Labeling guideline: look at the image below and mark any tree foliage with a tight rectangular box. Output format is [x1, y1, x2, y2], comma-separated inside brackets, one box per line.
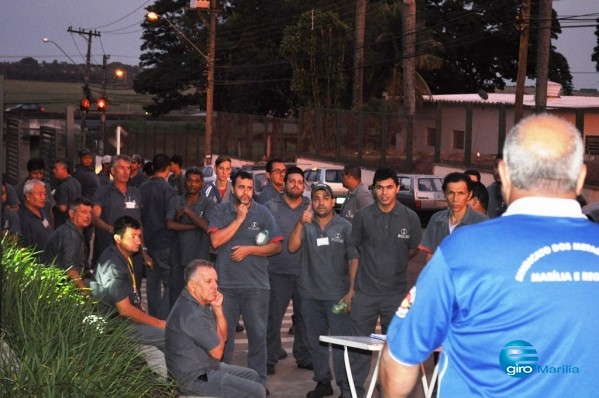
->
[280, 10, 351, 109]
[134, 0, 575, 115]
[420, 0, 573, 95]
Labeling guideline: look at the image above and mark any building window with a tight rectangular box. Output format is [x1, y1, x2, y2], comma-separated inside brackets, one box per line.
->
[453, 130, 465, 150]
[585, 136, 599, 155]
[426, 127, 436, 147]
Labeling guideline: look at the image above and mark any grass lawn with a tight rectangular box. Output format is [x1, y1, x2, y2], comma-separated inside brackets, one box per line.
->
[3, 79, 153, 114]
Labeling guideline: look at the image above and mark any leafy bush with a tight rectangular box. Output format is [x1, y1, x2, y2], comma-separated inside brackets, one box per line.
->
[0, 242, 175, 397]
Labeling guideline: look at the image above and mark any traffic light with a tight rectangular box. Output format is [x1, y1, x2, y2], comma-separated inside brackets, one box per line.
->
[97, 97, 107, 111]
[80, 98, 90, 111]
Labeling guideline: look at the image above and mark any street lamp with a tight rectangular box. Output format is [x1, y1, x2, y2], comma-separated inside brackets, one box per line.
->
[146, 7, 215, 166]
[43, 37, 89, 144]
[42, 38, 78, 66]
[115, 69, 127, 86]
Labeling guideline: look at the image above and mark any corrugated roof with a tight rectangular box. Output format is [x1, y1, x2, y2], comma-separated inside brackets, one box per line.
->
[426, 93, 599, 109]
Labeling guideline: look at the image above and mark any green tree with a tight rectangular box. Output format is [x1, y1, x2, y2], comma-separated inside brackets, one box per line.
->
[420, 0, 573, 95]
[280, 10, 351, 109]
[362, 0, 443, 106]
[134, 0, 207, 116]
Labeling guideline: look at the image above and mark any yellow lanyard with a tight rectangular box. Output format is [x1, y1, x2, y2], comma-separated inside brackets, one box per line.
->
[127, 257, 138, 296]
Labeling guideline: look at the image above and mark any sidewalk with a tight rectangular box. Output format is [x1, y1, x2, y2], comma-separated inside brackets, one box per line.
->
[229, 250, 433, 398]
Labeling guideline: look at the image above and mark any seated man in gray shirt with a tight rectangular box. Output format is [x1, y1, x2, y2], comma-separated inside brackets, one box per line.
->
[166, 260, 266, 398]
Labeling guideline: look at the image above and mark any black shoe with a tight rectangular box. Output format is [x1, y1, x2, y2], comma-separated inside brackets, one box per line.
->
[306, 381, 333, 398]
[279, 348, 288, 360]
[297, 362, 314, 371]
[236, 322, 244, 332]
[267, 364, 275, 375]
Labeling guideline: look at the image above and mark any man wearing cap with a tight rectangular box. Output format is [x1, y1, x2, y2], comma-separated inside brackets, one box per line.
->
[128, 154, 147, 188]
[97, 155, 112, 186]
[72, 148, 100, 201]
[288, 182, 359, 398]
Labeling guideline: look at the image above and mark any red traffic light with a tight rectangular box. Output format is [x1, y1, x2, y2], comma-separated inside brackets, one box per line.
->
[80, 98, 90, 111]
[97, 98, 107, 111]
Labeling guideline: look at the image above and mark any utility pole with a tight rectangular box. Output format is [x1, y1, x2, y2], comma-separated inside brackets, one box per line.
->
[203, 0, 216, 166]
[352, 0, 366, 109]
[402, 0, 416, 171]
[99, 54, 109, 156]
[535, 0, 553, 113]
[67, 27, 101, 145]
[514, 0, 531, 124]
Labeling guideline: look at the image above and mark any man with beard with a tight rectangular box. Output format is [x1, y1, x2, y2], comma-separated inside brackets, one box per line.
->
[167, 167, 215, 305]
[208, 170, 283, 388]
[288, 183, 359, 398]
[263, 166, 311, 375]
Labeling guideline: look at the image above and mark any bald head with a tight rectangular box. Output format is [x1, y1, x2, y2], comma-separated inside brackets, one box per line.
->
[500, 113, 586, 203]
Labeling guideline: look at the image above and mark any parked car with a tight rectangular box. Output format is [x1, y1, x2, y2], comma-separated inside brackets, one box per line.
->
[303, 167, 348, 209]
[200, 165, 216, 186]
[396, 174, 447, 225]
[4, 103, 45, 113]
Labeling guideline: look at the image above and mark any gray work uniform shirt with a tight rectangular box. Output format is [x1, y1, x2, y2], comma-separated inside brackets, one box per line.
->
[419, 206, 488, 255]
[166, 193, 215, 265]
[340, 182, 374, 221]
[208, 200, 283, 289]
[350, 201, 422, 297]
[264, 195, 311, 275]
[165, 289, 220, 387]
[297, 213, 359, 300]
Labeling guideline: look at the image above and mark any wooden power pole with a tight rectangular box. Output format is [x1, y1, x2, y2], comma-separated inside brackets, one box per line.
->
[352, 0, 367, 109]
[535, 0, 553, 113]
[403, 0, 416, 171]
[514, 0, 531, 124]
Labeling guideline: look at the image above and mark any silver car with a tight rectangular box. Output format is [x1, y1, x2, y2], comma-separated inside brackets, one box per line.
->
[396, 174, 447, 212]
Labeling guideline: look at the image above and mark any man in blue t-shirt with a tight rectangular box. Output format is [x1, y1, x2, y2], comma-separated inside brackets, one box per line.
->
[380, 113, 599, 397]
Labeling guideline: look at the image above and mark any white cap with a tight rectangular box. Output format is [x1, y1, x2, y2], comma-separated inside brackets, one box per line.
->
[101, 155, 112, 164]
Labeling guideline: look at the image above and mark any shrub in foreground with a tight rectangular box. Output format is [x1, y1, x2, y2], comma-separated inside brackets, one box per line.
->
[0, 242, 175, 397]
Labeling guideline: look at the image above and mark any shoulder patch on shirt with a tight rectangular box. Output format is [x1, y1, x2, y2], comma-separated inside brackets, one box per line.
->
[396, 286, 416, 318]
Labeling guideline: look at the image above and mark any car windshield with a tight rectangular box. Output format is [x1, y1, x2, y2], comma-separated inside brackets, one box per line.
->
[416, 177, 443, 192]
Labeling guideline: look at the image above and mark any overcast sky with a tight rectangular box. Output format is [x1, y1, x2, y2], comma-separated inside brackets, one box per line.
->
[0, 0, 597, 90]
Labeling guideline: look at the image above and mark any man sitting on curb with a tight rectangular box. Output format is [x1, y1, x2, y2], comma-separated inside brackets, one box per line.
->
[166, 259, 266, 398]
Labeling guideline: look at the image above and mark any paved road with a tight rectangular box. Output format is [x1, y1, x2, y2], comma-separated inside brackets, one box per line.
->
[229, 250, 433, 398]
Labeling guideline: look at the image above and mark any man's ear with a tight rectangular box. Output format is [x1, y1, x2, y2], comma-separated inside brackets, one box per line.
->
[575, 164, 587, 196]
[498, 160, 511, 203]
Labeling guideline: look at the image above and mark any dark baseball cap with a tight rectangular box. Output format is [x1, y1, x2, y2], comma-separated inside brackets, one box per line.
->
[78, 148, 91, 157]
[311, 183, 333, 198]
